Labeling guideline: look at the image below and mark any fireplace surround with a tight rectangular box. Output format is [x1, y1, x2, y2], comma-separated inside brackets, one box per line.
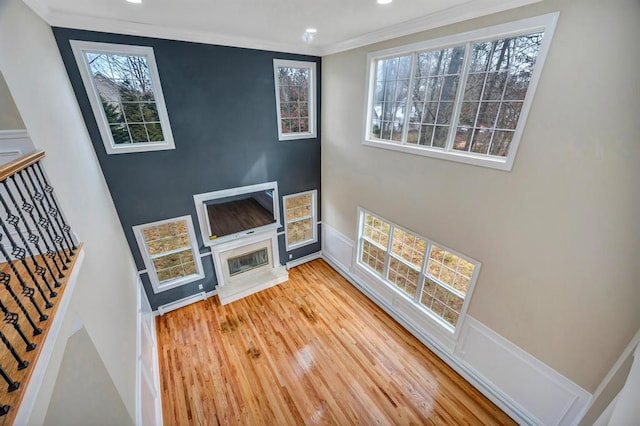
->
[211, 230, 288, 305]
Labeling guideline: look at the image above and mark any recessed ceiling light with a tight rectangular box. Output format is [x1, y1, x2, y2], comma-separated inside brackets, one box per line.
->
[126, 0, 142, 4]
[305, 28, 317, 34]
[377, 0, 393, 4]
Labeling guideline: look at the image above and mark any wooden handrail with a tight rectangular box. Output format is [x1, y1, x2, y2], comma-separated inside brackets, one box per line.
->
[0, 151, 45, 182]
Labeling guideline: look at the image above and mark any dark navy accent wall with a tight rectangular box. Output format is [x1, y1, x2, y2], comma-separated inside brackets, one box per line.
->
[52, 28, 321, 310]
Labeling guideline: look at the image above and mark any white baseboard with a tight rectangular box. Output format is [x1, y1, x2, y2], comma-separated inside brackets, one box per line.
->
[321, 223, 591, 426]
[286, 251, 322, 269]
[157, 292, 207, 315]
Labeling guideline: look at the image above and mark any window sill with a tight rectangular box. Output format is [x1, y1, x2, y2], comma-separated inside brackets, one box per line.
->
[363, 139, 514, 171]
[279, 132, 317, 141]
[152, 272, 205, 294]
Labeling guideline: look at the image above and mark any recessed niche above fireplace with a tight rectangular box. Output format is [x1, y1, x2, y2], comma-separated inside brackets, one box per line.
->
[194, 181, 281, 247]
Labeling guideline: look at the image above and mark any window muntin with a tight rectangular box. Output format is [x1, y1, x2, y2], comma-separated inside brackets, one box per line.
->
[364, 14, 558, 171]
[71, 41, 175, 154]
[274, 59, 316, 140]
[283, 190, 317, 250]
[357, 209, 479, 331]
[133, 215, 204, 292]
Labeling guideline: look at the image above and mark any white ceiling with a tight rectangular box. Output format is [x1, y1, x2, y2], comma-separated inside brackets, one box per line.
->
[22, 0, 539, 55]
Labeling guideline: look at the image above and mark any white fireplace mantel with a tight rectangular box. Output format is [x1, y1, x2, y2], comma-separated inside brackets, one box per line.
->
[211, 230, 288, 305]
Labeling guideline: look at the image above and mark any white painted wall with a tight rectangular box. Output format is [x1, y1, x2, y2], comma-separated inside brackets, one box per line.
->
[321, 0, 640, 394]
[0, 0, 139, 422]
[0, 70, 24, 130]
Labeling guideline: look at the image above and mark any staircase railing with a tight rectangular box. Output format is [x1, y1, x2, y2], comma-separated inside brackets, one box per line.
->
[0, 150, 80, 424]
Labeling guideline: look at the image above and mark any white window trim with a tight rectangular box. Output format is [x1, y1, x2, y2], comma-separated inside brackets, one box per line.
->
[273, 59, 317, 141]
[133, 215, 204, 293]
[70, 40, 176, 155]
[355, 207, 481, 338]
[363, 13, 559, 171]
[283, 189, 318, 251]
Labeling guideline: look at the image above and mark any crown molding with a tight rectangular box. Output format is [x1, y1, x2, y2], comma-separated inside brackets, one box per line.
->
[20, 0, 540, 57]
[317, 0, 542, 55]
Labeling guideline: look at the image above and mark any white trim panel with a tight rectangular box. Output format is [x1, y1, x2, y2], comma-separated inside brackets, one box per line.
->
[321, 223, 354, 273]
[456, 316, 591, 425]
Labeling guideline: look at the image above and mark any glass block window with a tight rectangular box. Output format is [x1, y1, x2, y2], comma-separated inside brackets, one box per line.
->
[71, 41, 175, 154]
[283, 190, 317, 250]
[357, 208, 480, 332]
[133, 215, 204, 293]
[364, 13, 558, 170]
[273, 59, 316, 140]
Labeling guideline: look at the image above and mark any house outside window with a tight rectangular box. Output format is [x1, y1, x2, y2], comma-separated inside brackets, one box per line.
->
[273, 59, 317, 141]
[357, 208, 480, 332]
[133, 215, 204, 293]
[364, 13, 558, 171]
[71, 41, 175, 154]
[283, 190, 317, 250]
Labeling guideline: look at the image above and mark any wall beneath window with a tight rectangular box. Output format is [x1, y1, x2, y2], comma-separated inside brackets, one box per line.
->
[322, 0, 639, 395]
[52, 28, 322, 309]
[0, 70, 25, 130]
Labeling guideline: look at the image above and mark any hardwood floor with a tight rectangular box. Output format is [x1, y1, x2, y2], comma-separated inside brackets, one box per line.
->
[156, 259, 514, 425]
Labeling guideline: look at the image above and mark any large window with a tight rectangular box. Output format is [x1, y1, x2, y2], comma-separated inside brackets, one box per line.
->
[273, 59, 316, 141]
[283, 190, 317, 250]
[364, 13, 558, 170]
[133, 215, 204, 293]
[357, 209, 480, 331]
[71, 41, 175, 155]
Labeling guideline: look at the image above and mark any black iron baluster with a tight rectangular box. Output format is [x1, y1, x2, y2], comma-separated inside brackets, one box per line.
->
[0, 404, 9, 416]
[0, 330, 28, 370]
[2, 180, 62, 286]
[0, 273, 40, 335]
[0, 364, 19, 392]
[0, 240, 47, 321]
[7, 175, 66, 278]
[0, 191, 58, 297]
[25, 166, 73, 260]
[0, 219, 54, 307]
[0, 300, 35, 352]
[33, 163, 76, 252]
[17, 170, 70, 266]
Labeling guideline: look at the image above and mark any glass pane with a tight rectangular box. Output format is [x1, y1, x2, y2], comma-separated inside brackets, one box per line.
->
[453, 127, 472, 151]
[109, 124, 130, 145]
[387, 257, 419, 297]
[488, 130, 514, 157]
[363, 213, 391, 248]
[287, 219, 312, 244]
[128, 124, 149, 143]
[361, 240, 386, 275]
[432, 126, 449, 148]
[278, 65, 311, 134]
[285, 194, 312, 220]
[391, 228, 426, 268]
[496, 102, 523, 130]
[141, 103, 159, 122]
[146, 123, 164, 142]
[372, 55, 411, 142]
[122, 103, 143, 123]
[426, 245, 475, 296]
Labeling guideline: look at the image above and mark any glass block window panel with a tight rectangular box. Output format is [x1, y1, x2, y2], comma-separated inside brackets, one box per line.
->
[283, 190, 317, 250]
[133, 215, 204, 292]
[364, 14, 557, 171]
[357, 208, 480, 332]
[71, 41, 175, 155]
[274, 59, 317, 140]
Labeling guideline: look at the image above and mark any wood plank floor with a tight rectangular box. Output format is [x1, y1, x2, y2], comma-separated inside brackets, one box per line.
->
[156, 259, 515, 425]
